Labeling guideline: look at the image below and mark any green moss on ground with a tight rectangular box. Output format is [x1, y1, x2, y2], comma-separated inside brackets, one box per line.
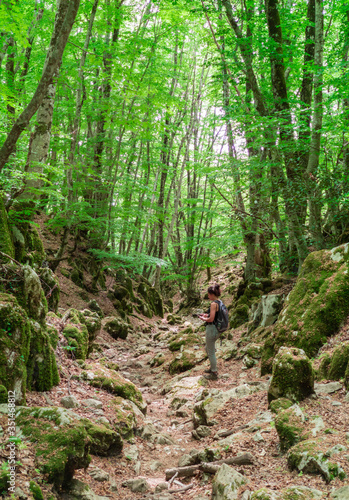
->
[269, 397, 293, 414]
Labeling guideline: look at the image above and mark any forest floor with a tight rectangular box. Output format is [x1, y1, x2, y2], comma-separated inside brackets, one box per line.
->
[6, 234, 349, 499]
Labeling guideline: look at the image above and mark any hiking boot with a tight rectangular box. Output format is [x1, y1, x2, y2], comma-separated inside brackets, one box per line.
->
[204, 369, 213, 373]
[204, 372, 218, 380]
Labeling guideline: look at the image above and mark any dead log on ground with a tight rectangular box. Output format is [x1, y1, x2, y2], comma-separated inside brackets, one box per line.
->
[165, 453, 254, 480]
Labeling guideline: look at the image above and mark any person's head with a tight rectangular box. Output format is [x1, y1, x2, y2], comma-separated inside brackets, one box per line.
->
[207, 283, 221, 299]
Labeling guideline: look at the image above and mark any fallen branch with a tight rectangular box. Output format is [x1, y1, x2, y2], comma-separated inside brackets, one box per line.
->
[0, 251, 21, 266]
[165, 453, 254, 480]
[168, 482, 194, 494]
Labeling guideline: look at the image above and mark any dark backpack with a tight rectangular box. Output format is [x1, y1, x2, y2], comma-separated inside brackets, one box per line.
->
[215, 300, 229, 333]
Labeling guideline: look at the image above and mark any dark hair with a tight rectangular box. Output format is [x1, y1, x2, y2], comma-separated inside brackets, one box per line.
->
[208, 284, 221, 297]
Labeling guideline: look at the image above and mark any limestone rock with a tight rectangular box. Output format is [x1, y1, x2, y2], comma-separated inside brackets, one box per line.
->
[89, 468, 109, 481]
[122, 477, 150, 493]
[315, 382, 342, 394]
[249, 293, 285, 331]
[61, 479, 110, 500]
[61, 395, 80, 409]
[103, 316, 129, 340]
[269, 398, 293, 414]
[287, 439, 346, 482]
[268, 346, 314, 404]
[282, 485, 323, 499]
[82, 362, 145, 412]
[0, 293, 31, 403]
[169, 348, 206, 375]
[250, 489, 280, 499]
[193, 383, 266, 428]
[82, 398, 103, 409]
[88, 299, 104, 318]
[275, 404, 307, 451]
[331, 486, 349, 499]
[212, 463, 248, 499]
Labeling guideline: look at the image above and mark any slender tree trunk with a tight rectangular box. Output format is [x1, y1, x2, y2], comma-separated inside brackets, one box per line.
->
[0, 0, 81, 173]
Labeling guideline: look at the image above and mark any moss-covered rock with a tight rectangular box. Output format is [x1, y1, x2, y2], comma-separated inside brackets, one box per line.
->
[149, 353, 165, 367]
[287, 439, 346, 482]
[38, 267, 60, 313]
[0, 196, 15, 259]
[169, 349, 205, 375]
[168, 330, 201, 352]
[63, 323, 89, 360]
[0, 293, 31, 403]
[47, 324, 59, 350]
[110, 397, 144, 440]
[113, 285, 130, 302]
[268, 347, 314, 405]
[83, 419, 123, 456]
[82, 363, 144, 412]
[269, 397, 293, 414]
[23, 265, 48, 323]
[316, 352, 331, 380]
[230, 301, 250, 329]
[16, 406, 91, 488]
[88, 299, 104, 318]
[167, 313, 182, 325]
[261, 244, 349, 373]
[27, 320, 60, 391]
[328, 341, 349, 381]
[250, 489, 279, 500]
[79, 309, 101, 354]
[275, 404, 308, 451]
[137, 282, 164, 318]
[281, 485, 323, 499]
[104, 315, 129, 340]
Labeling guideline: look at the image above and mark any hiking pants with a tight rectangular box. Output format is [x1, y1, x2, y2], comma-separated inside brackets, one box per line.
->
[205, 323, 219, 372]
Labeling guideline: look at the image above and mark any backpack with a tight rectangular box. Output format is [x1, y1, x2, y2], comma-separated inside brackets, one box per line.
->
[214, 300, 229, 333]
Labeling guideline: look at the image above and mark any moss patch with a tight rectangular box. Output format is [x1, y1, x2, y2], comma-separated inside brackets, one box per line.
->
[268, 347, 314, 404]
[260, 245, 349, 373]
[83, 419, 123, 456]
[0, 293, 31, 404]
[328, 341, 349, 380]
[16, 407, 91, 488]
[275, 405, 309, 451]
[168, 331, 201, 352]
[83, 363, 144, 411]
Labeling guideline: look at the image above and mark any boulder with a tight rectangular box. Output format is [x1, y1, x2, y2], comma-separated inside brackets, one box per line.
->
[275, 404, 308, 451]
[268, 347, 314, 404]
[331, 486, 349, 499]
[83, 420, 123, 456]
[23, 265, 47, 322]
[63, 323, 89, 360]
[138, 281, 164, 317]
[61, 395, 80, 409]
[169, 348, 206, 375]
[122, 477, 150, 493]
[168, 329, 201, 351]
[38, 267, 60, 313]
[110, 397, 144, 439]
[261, 243, 349, 373]
[88, 299, 104, 318]
[282, 485, 323, 499]
[103, 316, 129, 340]
[212, 463, 248, 499]
[250, 490, 279, 500]
[83, 363, 145, 412]
[16, 406, 91, 488]
[269, 398, 293, 414]
[287, 439, 346, 482]
[193, 382, 268, 428]
[61, 479, 110, 500]
[328, 341, 349, 380]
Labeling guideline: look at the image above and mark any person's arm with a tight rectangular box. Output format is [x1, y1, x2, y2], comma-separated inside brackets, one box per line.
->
[206, 302, 218, 323]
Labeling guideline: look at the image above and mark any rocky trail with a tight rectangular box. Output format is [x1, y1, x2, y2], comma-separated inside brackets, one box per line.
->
[2, 248, 349, 500]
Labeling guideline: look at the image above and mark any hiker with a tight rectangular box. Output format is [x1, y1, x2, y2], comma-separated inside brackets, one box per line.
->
[198, 283, 222, 380]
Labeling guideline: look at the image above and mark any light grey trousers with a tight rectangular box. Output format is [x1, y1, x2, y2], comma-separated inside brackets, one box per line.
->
[205, 323, 219, 372]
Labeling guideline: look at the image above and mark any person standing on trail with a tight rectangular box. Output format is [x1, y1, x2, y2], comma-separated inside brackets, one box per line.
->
[198, 283, 221, 380]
